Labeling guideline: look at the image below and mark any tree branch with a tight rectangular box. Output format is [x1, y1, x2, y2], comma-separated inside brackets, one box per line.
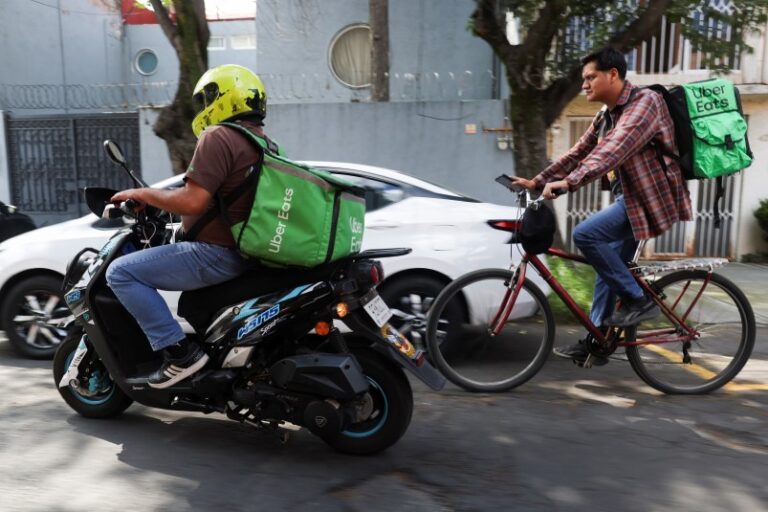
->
[149, 0, 180, 53]
[542, 0, 674, 123]
[607, 0, 675, 49]
[471, 0, 516, 67]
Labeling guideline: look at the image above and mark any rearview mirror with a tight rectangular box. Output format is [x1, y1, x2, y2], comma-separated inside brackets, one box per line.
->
[103, 140, 127, 166]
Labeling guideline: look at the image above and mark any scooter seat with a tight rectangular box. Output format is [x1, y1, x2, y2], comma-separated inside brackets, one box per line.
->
[177, 263, 334, 334]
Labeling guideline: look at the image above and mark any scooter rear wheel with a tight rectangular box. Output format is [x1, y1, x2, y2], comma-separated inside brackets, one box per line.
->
[322, 349, 413, 456]
[53, 330, 133, 418]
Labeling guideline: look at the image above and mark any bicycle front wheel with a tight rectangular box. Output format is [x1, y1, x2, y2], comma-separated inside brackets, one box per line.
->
[626, 270, 755, 395]
[425, 268, 554, 393]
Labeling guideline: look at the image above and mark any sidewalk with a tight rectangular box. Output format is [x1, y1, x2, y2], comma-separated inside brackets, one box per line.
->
[715, 262, 768, 325]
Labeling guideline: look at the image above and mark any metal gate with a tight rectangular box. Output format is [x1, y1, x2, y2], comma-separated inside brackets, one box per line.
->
[564, 118, 738, 258]
[5, 113, 141, 227]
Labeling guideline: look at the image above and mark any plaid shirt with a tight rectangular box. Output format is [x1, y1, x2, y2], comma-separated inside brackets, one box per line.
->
[533, 81, 692, 240]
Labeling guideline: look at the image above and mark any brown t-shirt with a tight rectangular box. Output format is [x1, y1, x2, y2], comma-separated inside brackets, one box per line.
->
[182, 121, 264, 247]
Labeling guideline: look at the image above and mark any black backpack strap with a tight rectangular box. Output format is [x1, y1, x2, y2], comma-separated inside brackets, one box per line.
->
[183, 164, 261, 241]
[183, 122, 270, 241]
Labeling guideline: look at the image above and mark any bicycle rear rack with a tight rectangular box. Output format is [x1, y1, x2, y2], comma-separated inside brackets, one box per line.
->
[633, 258, 728, 277]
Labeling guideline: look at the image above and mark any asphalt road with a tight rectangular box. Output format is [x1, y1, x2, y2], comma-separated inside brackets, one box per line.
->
[1, 324, 767, 512]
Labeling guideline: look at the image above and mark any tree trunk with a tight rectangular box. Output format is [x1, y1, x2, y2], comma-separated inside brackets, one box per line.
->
[150, 0, 209, 174]
[508, 87, 549, 180]
[369, 0, 390, 102]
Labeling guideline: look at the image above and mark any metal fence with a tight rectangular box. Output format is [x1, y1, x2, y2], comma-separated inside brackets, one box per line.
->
[5, 114, 141, 225]
[0, 71, 499, 111]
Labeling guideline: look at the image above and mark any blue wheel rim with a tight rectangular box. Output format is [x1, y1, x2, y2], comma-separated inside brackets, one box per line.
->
[64, 351, 116, 405]
[341, 377, 389, 439]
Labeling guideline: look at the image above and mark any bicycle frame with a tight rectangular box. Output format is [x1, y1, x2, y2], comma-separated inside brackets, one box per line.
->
[494, 247, 709, 348]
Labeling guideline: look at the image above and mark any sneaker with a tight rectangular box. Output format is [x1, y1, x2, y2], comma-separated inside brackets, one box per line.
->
[553, 339, 608, 366]
[608, 295, 660, 327]
[147, 342, 209, 389]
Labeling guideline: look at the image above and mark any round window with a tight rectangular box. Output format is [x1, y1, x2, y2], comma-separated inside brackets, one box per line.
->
[134, 49, 159, 76]
[328, 24, 371, 88]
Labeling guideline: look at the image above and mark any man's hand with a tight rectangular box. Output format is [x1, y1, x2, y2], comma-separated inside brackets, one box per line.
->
[111, 188, 147, 210]
[541, 180, 569, 200]
[510, 177, 536, 190]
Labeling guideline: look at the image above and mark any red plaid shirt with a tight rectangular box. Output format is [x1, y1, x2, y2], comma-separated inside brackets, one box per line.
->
[533, 81, 692, 240]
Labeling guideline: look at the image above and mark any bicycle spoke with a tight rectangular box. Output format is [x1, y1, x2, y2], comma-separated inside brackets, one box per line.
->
[627, 271, 754, 394]
[425, 269, 554, 393]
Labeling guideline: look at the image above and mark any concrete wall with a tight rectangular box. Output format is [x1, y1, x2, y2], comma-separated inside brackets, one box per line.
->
[1, 0, 495, 114]
[0, 113, 10, 203]
[139, 100, 517, 206]
[256, 0, 495, 103]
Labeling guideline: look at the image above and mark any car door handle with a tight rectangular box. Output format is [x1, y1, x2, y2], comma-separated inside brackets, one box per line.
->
[367, 223, 399, 229]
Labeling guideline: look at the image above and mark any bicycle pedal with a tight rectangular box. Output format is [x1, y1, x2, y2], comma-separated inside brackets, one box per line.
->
[572, 358, 591, 369]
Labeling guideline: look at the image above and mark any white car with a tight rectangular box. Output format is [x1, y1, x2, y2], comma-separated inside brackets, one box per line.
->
[0, 163, 544, 358]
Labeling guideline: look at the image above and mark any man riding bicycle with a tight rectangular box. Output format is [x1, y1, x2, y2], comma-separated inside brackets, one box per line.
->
[511, 47, 693, 365]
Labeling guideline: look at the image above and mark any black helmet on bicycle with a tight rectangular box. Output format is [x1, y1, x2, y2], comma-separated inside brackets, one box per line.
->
[519, 203, 556, 254]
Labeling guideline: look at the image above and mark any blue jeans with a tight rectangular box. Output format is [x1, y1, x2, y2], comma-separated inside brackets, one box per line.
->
[572, 196, 642, 327]
[106, 241, 249, 351]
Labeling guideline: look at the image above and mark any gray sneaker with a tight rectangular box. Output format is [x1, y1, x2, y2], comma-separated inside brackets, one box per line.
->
[608, 296, 660, 327]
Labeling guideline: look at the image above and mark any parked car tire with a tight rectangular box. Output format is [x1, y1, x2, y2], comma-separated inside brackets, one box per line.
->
[1, 275, 70, 359]
[379, 274, 465, 356]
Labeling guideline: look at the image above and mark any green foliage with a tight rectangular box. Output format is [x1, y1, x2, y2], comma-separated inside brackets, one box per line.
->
[493, 0, 768, 84]
[547, 256, 596, 324]
[754, 198, 768, 239]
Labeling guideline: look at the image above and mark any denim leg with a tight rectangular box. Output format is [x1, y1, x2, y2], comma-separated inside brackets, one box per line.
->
[106, 241, 249, 351]
[573, 197, 642, 320]
[589, 238, 640, 326]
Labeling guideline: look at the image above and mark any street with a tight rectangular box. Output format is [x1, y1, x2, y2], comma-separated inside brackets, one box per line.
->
[1, 318, 767, 511]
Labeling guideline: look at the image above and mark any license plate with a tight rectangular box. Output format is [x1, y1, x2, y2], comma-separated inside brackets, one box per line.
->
[361, 290, 393, 327]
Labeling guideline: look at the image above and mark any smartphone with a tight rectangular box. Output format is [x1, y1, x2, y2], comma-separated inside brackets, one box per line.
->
[494, 174, 515, 188]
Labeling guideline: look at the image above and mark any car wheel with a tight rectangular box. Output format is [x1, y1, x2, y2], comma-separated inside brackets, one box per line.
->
[379, 275, 465, 355]
[1, 275, 71, 359]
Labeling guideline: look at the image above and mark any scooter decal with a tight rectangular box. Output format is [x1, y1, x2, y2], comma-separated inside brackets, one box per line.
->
[58, 336, 89, 388]
[237, 304, 281, 340]
[233, 284, 311, 322]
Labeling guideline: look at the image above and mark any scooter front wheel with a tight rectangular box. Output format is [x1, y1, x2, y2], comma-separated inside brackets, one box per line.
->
[53, 330, 133, 418]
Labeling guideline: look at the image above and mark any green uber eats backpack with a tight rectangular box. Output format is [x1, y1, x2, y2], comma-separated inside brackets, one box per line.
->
[186, 122, 366, 268]
[646, 78, 753, 228]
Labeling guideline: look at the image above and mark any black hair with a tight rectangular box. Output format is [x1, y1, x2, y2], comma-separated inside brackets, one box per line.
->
[581, 47, 627, 80]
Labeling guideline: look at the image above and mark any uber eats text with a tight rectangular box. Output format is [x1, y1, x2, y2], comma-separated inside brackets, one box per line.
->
[690, 84, 730, 114]
[269, 187, 294, 254]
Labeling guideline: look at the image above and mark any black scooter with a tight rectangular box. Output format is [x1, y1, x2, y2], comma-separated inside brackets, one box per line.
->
[53, 140, 444, 455]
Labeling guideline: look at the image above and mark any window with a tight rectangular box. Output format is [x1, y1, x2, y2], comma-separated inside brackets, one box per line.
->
[208, 36, 226, 51]
[328, 24, 371, 88]
[330, 174, 404, 212]
[134, 49, 158, 76]
[230, 34, 256, 50]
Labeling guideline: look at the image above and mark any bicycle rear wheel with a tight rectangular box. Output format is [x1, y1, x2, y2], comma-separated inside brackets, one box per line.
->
[625, 270, 755, 395]
[425, 268, 554, 392]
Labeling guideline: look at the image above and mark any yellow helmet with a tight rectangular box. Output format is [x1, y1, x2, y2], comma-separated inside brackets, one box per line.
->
[191, 64, 267, 138]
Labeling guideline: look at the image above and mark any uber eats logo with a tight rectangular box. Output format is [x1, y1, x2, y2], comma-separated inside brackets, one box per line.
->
[349, 216, 363, 252]
[690, 83, 730, 115]
[269, 187, 294, 254]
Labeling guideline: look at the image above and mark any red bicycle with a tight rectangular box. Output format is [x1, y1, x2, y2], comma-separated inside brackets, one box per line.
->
[425, 187, 755, 394]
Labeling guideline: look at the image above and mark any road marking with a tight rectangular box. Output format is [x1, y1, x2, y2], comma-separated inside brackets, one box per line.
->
[642, 345, 768, 392]
[540, 380, 637, 408]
